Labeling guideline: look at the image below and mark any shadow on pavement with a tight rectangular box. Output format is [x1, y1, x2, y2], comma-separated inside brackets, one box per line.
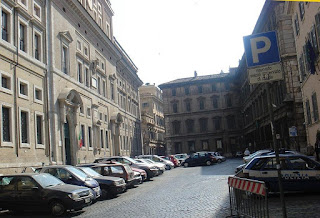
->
[0, 210, 84, 217]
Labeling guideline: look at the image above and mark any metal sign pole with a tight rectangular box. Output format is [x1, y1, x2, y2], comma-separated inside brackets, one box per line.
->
[266, 82, 287, 218]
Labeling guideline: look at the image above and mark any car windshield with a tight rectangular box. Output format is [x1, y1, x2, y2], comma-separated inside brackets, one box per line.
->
[66, 167, 89, 181]
[80, 167, 102, 177]
[145, 159, 154, 164]
[33, 174, 64, 187]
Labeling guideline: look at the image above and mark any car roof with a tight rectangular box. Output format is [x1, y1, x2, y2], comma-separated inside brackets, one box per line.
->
[253, 153, 306, 159]
[41, 165, 73, 168]
[0, 173, 40, 177]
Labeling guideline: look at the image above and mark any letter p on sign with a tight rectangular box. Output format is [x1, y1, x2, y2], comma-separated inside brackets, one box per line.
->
[243, 31, 280, 67]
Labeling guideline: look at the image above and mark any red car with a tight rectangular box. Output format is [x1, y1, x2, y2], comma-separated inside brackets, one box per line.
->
[131, 167, 147, 183]
[161, 155, 180, 167]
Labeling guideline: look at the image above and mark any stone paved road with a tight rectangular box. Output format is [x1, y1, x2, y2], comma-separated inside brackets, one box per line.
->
[78, 159, 241, 218]
[3, 158, 320, 218]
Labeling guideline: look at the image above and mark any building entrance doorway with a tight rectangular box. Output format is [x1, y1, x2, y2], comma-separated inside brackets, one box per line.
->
[64, 120, 71, 165]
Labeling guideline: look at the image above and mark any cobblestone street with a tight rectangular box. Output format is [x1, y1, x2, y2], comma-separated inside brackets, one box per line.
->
[3, 158, 320, 218]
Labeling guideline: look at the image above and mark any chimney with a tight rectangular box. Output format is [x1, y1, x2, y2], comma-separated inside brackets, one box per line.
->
[194, 71, 197, 77]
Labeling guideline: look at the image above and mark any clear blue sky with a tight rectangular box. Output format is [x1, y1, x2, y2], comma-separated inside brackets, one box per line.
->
[111, 0, 266, 86]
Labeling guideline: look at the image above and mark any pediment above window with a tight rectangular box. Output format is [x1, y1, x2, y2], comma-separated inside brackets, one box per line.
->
[59, 31, 73, 43]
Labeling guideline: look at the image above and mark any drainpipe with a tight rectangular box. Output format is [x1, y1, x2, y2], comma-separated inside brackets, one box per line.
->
[46, 0, 56, 164]
[13, 6, 19, 157]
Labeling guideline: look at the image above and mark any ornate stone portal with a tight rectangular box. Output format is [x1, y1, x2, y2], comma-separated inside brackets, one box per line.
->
[58, 89, 83, 165]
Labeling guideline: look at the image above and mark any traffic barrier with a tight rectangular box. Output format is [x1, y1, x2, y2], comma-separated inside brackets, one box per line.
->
[228, 176, 269, 218]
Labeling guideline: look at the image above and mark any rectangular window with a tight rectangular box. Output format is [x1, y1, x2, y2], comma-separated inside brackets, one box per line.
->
[105, 131, 109, 148]
[19, 23, 26, 51]
[299, 2, 305, 20]
[34, 33, 40, 60]
[212, 84, 217, 91]
[173, 103, 178, 113]
[106, 23, 110, 38]
[199, 118, 208, 132]
[62, 46, 68, 74]
[100, 129, 104, 148]
[315, 13, 320, 53]
[1, 72, 11, 91]
[213, 97, 219, 108]
[2, 106, 11, 142]
[111, 82, 114, 100]
[1, 10, 8, 42]
[198, 86, 203, 93]
[199, 100, 205, 110]
[185, 87, 189, 95]
[76, 40, 81, 51]
[97, 76, 101, 94]
[19, 79, 29, 98]
[87, 108, 91, 118]
[88, 126, 92, 147]
[36, 114, 43, 145]
[34, 87, 42, 102]
[84, 67, 90, 87]
[306, 100, 312, 125]
[20, 110, 29, 144]
[186, 102, 191, 112]
[103, 80, 106, 97]
[81, 124, 85, 147]
[299, 55, 306, 81]
[33, 2, 41, 19]
[77, 62, 83, 83]
[312, 93, 319, 122]
[213, 117, 221, 130]
[294, 14, 299, 36]
[172, 89, 176, 96]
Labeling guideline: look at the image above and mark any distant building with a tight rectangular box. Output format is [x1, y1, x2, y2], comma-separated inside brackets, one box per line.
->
[159, 70, 242, 156]
[139, 84, 165, 155]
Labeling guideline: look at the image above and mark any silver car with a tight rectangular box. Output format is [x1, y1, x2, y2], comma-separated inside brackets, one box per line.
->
[137, 155, 174, 170]
[135, 159, 166, 174]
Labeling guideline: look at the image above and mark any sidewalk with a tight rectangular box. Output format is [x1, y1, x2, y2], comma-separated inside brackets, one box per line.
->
[268, 193, 320, 218]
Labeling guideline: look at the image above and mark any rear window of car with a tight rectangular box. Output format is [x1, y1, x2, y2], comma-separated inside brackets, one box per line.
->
[110, 166, 124, 174]
[0, 177, 15, 190]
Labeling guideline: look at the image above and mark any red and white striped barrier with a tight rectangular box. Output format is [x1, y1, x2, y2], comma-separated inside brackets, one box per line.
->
[228, 176, 266, 196]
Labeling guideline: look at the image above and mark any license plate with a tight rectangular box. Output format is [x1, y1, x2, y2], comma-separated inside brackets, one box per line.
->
[85, 198, 90, 203]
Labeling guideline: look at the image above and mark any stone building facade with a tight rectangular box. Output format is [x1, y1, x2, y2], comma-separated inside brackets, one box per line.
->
[0, 0, 143, 173]
[288, 1, 320, 150]
[236, 0, 307, 153]
[159, 70, 242, 156]
[139, 84, 165, 155]
[0, 0, 49, 173]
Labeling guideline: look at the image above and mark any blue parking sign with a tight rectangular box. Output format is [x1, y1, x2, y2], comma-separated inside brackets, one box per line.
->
[243, 31, 280, 67]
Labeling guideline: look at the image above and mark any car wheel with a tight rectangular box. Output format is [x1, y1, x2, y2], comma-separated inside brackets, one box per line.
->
[206, 160, 211, 166]
[184, 162, 189, 167]
[102, 189, 109, 199]
[217, 159, 222, 163]
[50, 200, 65, 216]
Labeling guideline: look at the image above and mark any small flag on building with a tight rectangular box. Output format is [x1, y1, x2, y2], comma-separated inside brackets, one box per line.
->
[79, 131, 83, 148]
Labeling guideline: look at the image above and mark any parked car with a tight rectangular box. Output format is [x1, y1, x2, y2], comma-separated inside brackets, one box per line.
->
[135, 159, 165, 174]
[0, 173, 92, 216]
[36, 165, 101, 200]
[239, 153, 320, 192]
[131, 167, 147, 182]
[94, 156, 159, 180]
[235, 150, 301, 173]
[162, 155, 180, 167]
[243, 150, 272, 163]
[77, 166, 126, 198]
[174, 153, 189, 163]
[235, 151, 243, 158]
[208, 152, 226, 163]
[182, 152, 217, 167]
[137, 155, 174, 170]
[79, 163, 138, 188]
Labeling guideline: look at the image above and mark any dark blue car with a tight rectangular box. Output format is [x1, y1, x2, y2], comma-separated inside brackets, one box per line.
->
[37, 165, 101, 199]
[242, 154, 320, 192]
